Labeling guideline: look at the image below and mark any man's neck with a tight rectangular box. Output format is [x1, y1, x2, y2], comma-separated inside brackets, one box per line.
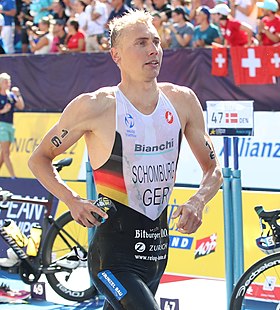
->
[118, 80, 159, 113]
[200, 20, 209, 31]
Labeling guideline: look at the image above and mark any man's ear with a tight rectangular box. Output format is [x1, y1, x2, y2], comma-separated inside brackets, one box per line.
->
[111, 47, 120, 65]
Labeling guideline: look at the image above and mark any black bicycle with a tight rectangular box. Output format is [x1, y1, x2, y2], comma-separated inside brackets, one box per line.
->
[0, 158, 98, 302]
[230, 205, 280, 310]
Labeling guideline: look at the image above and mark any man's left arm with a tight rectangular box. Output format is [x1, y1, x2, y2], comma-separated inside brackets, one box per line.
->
[172, 89, 223, 234]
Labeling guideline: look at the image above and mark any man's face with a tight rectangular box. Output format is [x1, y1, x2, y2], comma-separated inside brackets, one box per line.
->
[211, 13, 220, 24]
[111, 22, 163, 82]
[53, 23, 63, 34]
[1, 79, 11, 91]
[171, 12, 182, 23]
[195, 10, 207, 24]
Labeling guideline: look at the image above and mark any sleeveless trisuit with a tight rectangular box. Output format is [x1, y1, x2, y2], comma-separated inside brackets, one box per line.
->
[88, 87, 182, 310]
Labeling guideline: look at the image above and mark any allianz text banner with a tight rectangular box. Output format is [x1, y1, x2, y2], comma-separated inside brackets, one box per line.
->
[175, 111, 280, 189]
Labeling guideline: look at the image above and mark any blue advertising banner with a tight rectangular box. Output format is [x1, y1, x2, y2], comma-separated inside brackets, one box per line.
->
[0, 178, 59, 257]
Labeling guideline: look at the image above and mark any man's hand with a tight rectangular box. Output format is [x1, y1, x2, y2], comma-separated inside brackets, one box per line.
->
[171, 197, 204, 234]
[68, 197, 109, 228]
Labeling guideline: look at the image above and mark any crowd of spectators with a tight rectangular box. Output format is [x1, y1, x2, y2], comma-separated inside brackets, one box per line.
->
[0, 0, 279, 55]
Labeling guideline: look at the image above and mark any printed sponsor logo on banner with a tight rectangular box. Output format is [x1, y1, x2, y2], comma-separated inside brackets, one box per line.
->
[0, 197, 45, 235]
[169, 236, 193, 250]
[219, 137, 280, 158]
[194, 234, 217, 259]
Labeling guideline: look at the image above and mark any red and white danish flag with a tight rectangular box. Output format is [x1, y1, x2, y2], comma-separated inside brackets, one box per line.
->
[230, 46, 275, 85]
[211, 47, 228, 77]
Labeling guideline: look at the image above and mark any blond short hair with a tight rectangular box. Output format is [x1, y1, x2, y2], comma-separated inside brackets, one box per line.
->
[0, 73, 11, 86]
[109, 10, 153, 48]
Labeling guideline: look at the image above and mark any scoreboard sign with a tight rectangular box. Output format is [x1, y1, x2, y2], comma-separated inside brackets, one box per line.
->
[206, 101, 254, 136]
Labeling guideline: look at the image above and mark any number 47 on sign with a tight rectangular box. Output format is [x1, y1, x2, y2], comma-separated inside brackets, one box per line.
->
[206, 101, 254, 136]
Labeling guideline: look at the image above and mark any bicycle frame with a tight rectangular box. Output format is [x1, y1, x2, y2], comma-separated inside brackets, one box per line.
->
[0, 195, 56, 282]
[0, 158, 98, 302]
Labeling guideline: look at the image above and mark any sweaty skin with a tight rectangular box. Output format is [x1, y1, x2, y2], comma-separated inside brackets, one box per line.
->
[29, 12, 222, 310]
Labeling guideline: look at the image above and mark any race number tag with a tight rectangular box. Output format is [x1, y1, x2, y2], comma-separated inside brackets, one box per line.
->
[31, 282, 46, 300]
[206, 101, 254, 136]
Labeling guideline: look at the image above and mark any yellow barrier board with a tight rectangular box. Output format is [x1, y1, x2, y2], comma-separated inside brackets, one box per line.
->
[0, 113, 86, 179]
[166, 188, 280, 279]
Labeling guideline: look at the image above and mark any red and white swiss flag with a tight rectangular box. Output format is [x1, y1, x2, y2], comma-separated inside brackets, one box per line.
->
[230, 46, 275, 85]
[265, 45, 280, 77]
[211, 47, 228, 76]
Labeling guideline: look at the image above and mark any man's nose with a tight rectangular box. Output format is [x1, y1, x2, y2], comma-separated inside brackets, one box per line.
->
[148, 43, 159, 55]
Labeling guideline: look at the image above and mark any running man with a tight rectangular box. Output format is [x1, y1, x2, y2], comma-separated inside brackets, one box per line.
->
[28, 10, 223, 310]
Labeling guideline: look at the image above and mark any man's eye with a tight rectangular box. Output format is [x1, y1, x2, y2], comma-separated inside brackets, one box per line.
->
[139, 41, 146, 46]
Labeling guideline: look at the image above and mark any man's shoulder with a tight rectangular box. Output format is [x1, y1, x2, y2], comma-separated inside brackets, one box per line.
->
[158, 82, 192, 95]
[78, 86, 116, 104]
[65, 87, 116, 119]
[158, 83, 196, 106]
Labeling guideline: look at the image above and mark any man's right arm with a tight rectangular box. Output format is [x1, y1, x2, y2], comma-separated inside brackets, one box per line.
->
[28, 93, 108, 227]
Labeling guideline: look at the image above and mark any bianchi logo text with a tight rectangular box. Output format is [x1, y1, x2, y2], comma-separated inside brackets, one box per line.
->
[135, 139, 174, 153]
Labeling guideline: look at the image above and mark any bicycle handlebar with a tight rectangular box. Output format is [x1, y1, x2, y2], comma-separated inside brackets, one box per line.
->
[0, 157, 73, 208]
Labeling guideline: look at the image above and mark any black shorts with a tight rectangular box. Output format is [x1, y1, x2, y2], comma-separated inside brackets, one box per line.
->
[88, 199, 169, 310]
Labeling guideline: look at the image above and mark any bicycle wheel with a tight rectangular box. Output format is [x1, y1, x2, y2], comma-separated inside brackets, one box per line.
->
[42, 211, 97, 302]
[230, 252, 280, 310]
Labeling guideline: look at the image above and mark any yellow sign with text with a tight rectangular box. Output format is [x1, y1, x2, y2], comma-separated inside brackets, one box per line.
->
[166, 188, 280, 279]
[0, 113, 86, 180]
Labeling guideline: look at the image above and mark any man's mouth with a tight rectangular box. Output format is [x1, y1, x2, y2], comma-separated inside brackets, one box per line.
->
[145, 60, 159, 65]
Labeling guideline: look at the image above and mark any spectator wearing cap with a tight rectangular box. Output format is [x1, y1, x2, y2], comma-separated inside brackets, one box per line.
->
[256, 0, 280, 45]
[58, 18, 85, 52]
[210, 3, 254, 46]
[28, 16, 53, 54]
[193, 5, 222, 46]
[0, 0, 16, 53]
[50, 18, 67, 52]
[168, 6, 194, 48]
[229, 0, 258, 33]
